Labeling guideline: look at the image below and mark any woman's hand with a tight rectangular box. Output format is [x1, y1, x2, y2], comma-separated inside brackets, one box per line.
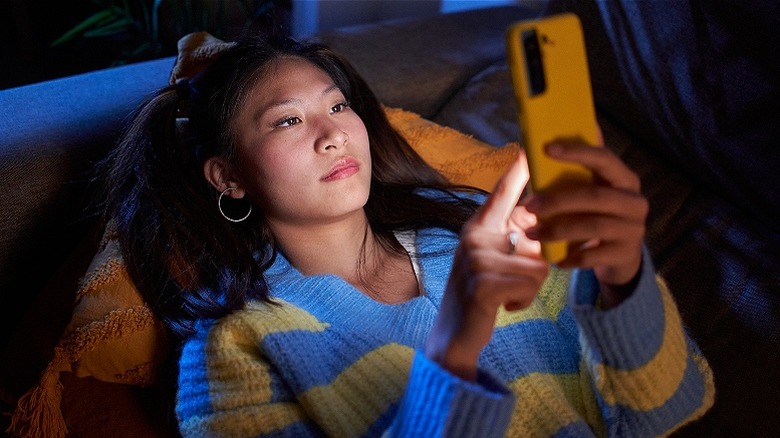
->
[425, 151, 549, 381]
[523, 141, 648, 308]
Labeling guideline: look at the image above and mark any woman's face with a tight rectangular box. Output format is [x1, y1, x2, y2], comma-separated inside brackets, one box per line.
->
[229, 56, 372, 227]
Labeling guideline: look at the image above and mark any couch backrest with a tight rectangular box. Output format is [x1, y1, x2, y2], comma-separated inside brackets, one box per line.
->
[315, 5, 535, 121]
[0, 57, 174, 350]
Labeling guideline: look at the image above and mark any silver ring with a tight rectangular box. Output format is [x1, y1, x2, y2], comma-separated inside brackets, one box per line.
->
[507, 231, 520, 254]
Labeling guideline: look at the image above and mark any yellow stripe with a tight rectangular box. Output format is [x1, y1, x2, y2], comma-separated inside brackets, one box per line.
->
[496, 267, 570, 328]
[204, 300, 329, 434]
[300, 344, 415, 437]
[181, 402, 307, 437]
[594, 281, 689, 411]
[507, 370, 603, 437]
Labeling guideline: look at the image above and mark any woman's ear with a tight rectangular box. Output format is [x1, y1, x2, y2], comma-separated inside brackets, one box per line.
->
[203, 157, 246, 198]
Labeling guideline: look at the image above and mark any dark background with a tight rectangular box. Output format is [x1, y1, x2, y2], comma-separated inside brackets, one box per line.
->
[0, 0, 292, 91]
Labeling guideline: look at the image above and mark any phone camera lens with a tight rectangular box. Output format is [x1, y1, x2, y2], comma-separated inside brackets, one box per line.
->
[521, 30, 546, 96]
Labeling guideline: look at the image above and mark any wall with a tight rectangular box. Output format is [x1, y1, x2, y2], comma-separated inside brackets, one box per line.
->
[291, 0, 526, 38]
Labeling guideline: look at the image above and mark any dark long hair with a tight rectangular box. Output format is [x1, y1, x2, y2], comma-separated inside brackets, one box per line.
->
[100, 34, 481, 342]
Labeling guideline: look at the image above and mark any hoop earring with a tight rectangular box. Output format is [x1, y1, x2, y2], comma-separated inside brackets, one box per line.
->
[218, 187, 252, 222]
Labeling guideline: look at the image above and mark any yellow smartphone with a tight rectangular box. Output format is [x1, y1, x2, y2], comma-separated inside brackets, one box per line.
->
[506, 13, 600, 263]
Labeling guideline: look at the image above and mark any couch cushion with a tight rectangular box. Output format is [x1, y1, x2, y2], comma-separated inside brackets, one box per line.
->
[432, 59, 521, 147]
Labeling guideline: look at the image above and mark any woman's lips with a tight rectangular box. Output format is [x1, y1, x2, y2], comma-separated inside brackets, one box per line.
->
[321, 157, 360, 181]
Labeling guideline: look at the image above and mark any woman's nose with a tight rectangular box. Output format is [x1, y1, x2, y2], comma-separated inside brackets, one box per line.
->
[315, 118, 348, 152]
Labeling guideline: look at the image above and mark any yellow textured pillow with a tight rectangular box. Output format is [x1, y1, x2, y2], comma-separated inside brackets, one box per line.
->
[385, 106, 520, 191]
[60, 228, 169, 385]
[9, 107, 519, 438]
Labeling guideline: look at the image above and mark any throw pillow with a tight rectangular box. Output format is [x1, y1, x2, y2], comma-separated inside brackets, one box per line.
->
[384, 106, 520, 191]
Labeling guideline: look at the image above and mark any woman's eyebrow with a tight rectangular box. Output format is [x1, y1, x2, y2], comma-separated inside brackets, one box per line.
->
[322, 84, 340, 96]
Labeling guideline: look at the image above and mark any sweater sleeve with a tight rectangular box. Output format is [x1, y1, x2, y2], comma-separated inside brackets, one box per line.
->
[387, 351, 515, 438]
[569, 248, 715, 436]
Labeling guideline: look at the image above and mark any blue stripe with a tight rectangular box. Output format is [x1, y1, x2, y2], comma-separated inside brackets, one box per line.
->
[551, 420, 598, 437]
[485, 318, 582, 380]
[176, 319, 217, 421]
[571, 257, 668, 370]
[262, 328, 412, 391]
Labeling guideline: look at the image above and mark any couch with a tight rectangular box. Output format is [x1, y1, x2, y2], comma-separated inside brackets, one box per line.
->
[1, 2, 778, 437]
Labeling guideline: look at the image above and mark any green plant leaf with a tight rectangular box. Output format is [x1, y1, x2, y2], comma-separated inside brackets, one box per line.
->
[82, 16, 136, 37]
[52, 9, 118, 46]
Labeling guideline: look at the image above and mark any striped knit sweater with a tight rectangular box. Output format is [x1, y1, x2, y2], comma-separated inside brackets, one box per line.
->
[176, 226, 714, 437]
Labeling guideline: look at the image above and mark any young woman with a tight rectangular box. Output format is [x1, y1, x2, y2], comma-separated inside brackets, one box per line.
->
[102, 33, 714, 437]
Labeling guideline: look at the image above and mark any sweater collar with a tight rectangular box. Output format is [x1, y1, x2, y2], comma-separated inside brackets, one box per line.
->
[262, 227, 459, 344]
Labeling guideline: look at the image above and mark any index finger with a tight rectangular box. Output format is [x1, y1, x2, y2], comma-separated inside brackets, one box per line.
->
[474, 150, 530, 229]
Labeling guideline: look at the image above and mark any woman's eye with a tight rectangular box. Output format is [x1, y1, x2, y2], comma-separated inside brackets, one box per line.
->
[331, 101, 351, 113]
[275, 117, 301, 128]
